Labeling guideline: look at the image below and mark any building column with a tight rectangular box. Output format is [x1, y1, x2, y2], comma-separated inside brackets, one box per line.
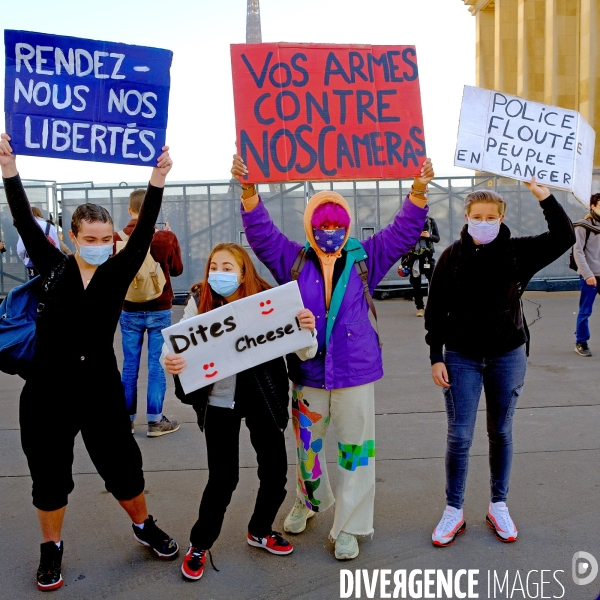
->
[494, 0, 519, 93]
[517, 0, 546, 101]
[476, 6, 495, 89]
[544, 0, 579, 109]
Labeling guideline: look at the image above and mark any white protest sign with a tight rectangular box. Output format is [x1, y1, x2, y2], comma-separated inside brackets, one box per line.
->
[454, 85, 596, 206]
[162, 281, 313, 394]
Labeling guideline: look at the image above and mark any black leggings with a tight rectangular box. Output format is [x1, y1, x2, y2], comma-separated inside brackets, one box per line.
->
[19, 374, 145, 511]
[190, 402, 288, 549]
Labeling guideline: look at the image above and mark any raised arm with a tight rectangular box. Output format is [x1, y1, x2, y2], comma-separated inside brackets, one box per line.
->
[0, 134, 64, 276]
[361, 159, 433, 288]
[113, 147, 172, 283]
[511, 178, 576, 281]
[231, 154, 302, 284]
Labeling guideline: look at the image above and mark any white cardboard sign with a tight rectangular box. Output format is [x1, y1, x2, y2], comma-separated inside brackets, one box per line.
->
[454, 85, 595, 206]
[161, 281, 313, 394]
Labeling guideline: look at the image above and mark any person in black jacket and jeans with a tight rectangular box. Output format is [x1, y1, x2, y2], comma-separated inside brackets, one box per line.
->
[425, 177, 575, 548]
[408, 216, 440, 316]
[163, 242, 317, 582]
[0, 133, 179, 592]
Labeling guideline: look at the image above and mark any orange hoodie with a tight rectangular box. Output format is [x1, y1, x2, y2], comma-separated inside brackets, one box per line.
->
[242, 190, 351, 307]
[303, 191, 351, 308]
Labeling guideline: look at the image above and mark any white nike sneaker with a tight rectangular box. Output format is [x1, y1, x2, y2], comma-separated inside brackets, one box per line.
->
[486, 502, 518, 542]
[432, 506, 466, 547]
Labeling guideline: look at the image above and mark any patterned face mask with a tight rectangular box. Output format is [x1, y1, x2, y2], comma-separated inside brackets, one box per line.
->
[312, 228, 346, 254]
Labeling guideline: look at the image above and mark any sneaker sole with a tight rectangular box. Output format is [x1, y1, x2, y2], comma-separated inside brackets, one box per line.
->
[574, 347, 592, 357]
[486, 516, 517, 543]
[134, 533, 180, 559]
[181, 563, 204, 581]
[147, 424, 181, 438]
[247, 539, 294, 555]
[432, 521, 467, 547]
[335, 546, 360, 560]
[37, 576, 63, 591]
[283, 510, 315, 534]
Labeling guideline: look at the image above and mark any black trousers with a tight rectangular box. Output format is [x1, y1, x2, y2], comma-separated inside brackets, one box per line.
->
[409, 258, 435, 310]
[190, 401, 288, 550]
[19, 368, 145, 511]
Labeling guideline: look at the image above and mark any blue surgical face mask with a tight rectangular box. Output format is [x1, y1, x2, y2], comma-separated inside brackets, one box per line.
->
[312, 228, 346, 254]
[208, 271, 240, 297]
[76, 242, 113, 266]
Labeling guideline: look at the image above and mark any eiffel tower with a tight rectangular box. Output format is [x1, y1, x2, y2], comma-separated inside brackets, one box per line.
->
[246, 0, 262, 43]
[246, 0, 284, 192]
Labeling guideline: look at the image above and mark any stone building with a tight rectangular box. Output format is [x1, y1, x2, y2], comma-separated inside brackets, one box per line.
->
[462, 0, 600, 164]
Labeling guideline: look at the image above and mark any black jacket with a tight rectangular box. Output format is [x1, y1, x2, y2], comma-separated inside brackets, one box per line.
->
[424, 195, 575, 364]
[411, 216, 440, 256]
[174, 356, 291, 432]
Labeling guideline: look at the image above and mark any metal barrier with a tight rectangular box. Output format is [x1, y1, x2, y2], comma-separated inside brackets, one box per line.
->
[2, 172, 599, 297]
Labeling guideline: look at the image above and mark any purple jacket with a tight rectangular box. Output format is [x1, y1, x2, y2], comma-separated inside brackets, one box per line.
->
[241, 197, 428, 389]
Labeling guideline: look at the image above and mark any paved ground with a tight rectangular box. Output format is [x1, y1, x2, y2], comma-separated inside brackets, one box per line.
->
[0, 292, 599, 600]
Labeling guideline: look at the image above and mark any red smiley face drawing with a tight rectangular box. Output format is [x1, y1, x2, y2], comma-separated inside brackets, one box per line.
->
[260, 299, 274, 315]
[203, 362, 218, 378]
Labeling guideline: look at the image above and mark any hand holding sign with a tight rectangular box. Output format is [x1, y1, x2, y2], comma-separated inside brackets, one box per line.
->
[524, 176, 551, 202]
[0, 134, 17, 177]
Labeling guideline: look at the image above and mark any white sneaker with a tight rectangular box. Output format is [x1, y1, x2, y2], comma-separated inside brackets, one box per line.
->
[432, 506, 466, 547]
[283, 498, 315, 534]
[334, 532, 359, 560]
[486, 502, 518, 542]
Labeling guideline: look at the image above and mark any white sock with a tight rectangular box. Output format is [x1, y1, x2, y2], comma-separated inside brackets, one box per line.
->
[134, 522, 145, 529]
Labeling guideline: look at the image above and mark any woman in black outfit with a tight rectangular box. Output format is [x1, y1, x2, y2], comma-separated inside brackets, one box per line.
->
[425, 178, 575, 547]
[163, 242, 317, 582]
[0, 133, 179, 592]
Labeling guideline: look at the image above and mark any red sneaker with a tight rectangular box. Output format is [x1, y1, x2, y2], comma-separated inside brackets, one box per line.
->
[181, 545, 207, 581]
[247, 531, 294, 555]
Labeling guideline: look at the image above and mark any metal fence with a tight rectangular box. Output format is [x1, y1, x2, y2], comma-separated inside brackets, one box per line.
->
[2, 172, 599, 297]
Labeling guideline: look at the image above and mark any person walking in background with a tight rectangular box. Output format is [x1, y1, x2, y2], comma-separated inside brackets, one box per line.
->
[115, 190, 184, 436]
[408, 215, 440, 317]
[0, 133, 179, 592]
[425, 179, 574, 548]
[162, 242, 317, 582]
[572, 193, 600, 357]
[17, 206, 61, 279]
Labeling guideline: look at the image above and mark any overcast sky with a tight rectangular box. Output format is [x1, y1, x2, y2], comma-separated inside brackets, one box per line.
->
[2, 0, 475, 183]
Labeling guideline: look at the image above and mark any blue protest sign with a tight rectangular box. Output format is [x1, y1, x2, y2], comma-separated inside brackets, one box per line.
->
[4, 30, 172, 166]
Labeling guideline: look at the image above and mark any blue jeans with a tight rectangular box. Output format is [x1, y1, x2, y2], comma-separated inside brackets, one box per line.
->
[120, 310, 171, 422]
[442, 345, 527, 509]
[575, 276, 600, 344]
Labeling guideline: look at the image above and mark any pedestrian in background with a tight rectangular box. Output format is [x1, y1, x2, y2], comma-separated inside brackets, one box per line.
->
[17, 206, 61, 279]
[572, 193, 600, 357]
[115, 190, 184, 436]
[408, 215, 440, 317]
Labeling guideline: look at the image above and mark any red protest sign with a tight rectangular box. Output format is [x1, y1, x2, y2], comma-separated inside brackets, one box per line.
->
[230, 42, 426, 183]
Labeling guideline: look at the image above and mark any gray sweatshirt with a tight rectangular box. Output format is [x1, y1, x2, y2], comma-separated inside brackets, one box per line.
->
[573, 217, 600, 279]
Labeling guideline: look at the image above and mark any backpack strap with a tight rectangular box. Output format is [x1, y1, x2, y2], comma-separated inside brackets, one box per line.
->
[291, 247, 308, 281]
[117, 230, 129, 242]
[354, 258, 381, 348]
[44, 221, 51, 236]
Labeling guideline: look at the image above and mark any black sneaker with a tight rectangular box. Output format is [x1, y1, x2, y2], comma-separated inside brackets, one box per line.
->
[132, 516, 179, 559]
[575, 342, 592, 357]
[37, 541, 63, 591]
